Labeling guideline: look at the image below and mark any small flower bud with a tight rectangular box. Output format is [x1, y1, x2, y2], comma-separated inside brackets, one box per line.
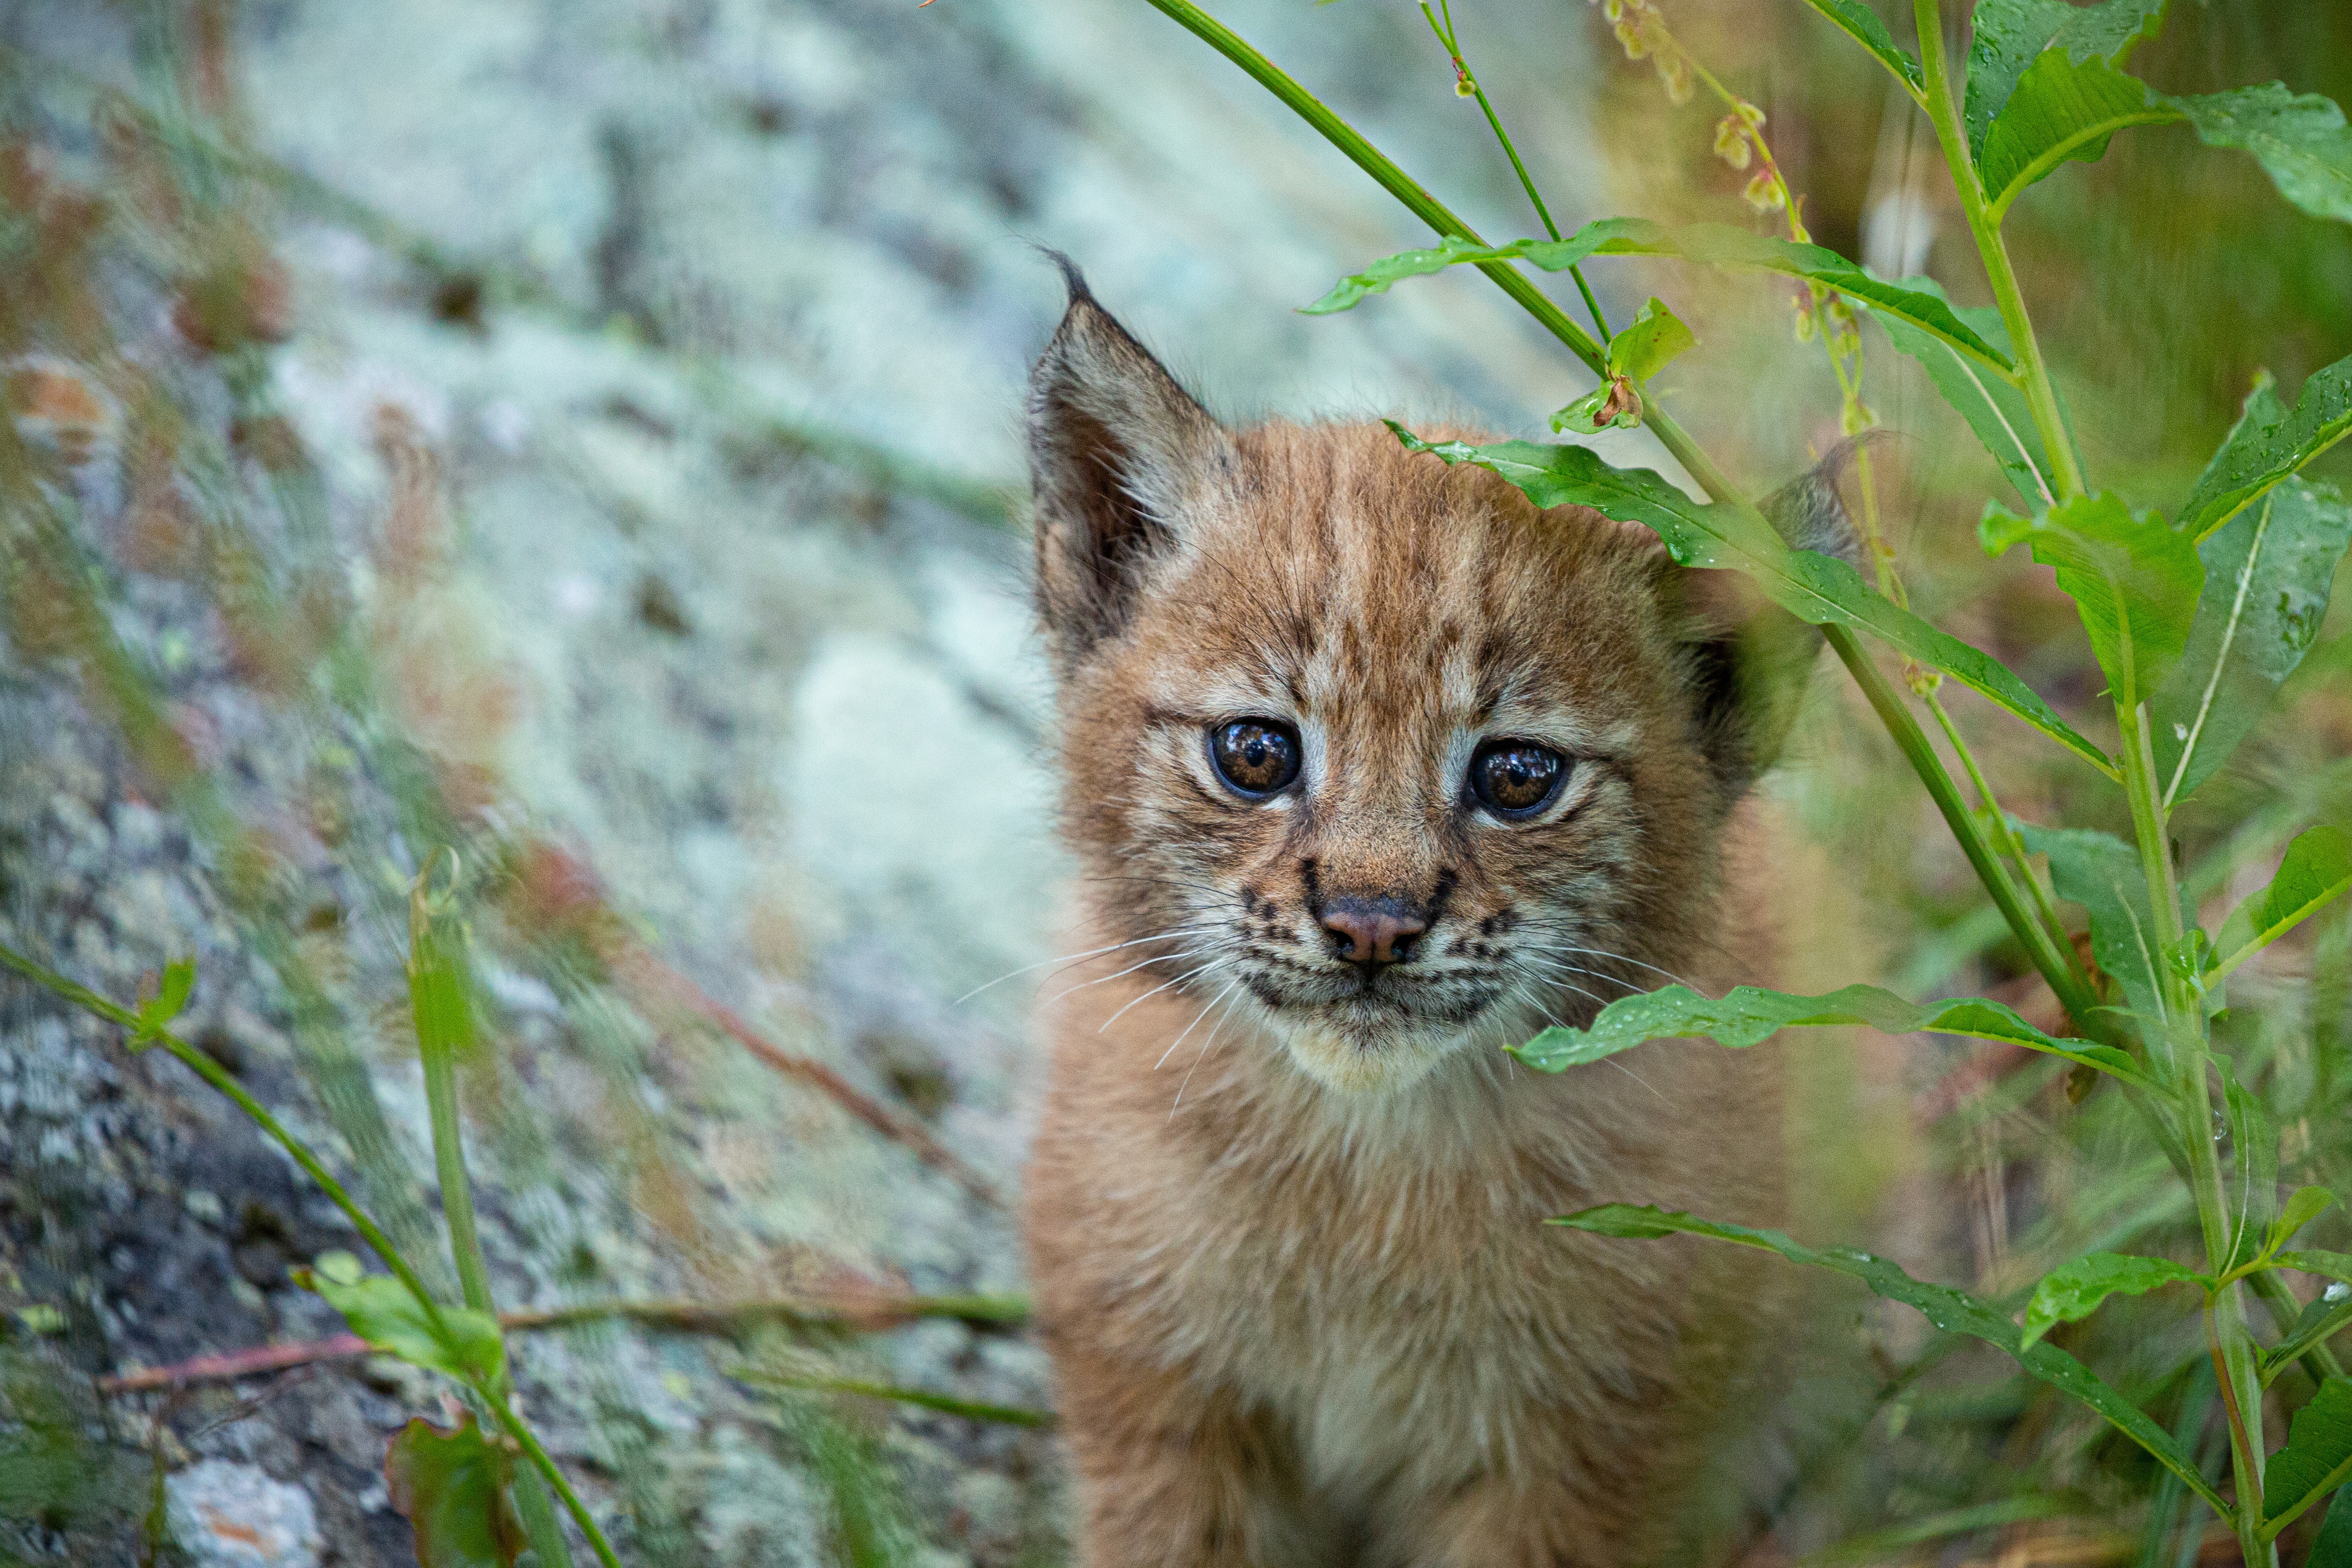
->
[1738, 101, 1767, 126]
[1794, 300, 1818, 343]
[1659, 56, 1693, 104]
[1456, 76, 1476, 96]
[1602, 0, 1623, 20]
[1743, 170, 1786, 212]
[1713, 115, 1752, 169]
[1615, 19, 1648, 59]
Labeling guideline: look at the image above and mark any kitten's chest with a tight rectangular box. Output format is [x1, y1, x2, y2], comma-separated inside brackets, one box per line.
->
[1122, 1085, 1678, 1479]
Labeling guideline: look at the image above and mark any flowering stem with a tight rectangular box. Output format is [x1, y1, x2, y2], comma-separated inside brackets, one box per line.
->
[1421, 1, 1610, 341]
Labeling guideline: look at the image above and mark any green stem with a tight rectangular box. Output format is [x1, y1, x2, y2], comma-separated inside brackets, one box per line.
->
[407, 885, 496, 1317]
[2119, 701, 2273, 1560]
[0, 943, 459, 1360]
[1417, 1, 1609, 342]
[1134, 0, 1606, 379]
[1827, 631, 2105, 1031]
[1909, 0, 2085, 502]
[1133, 0, 2101, 1040]
[483, 1389, 625, 1568]
[1924, 689, 2081, 977]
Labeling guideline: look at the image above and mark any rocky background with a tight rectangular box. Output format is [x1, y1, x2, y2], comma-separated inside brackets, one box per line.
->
[9, 1, 2352, 1564]
[0, 1, 1636, 1564]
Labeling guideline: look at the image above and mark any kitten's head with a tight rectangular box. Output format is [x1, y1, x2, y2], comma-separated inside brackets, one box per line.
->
[1029, 271, 1832, 1096]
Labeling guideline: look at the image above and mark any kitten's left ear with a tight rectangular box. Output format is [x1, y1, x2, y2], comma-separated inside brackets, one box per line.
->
[1027, 258, 1236, 668]
[1678, 447, 1867, 794]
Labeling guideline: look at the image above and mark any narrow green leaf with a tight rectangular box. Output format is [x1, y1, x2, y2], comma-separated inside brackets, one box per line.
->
[2282, 1253, 2352, 1287]
[130, 957, 197, 1050]
[1872, 280, 2054, 505]
[2176, 84, 2352, 227]
[2267, 1286, 2352, 1385]
[1391, 430, 2114, 774]
[2020, 1252, 2209, 1349]
[1310, 219, 2015, 374]
[2016, 823, 2183, 1045]
[1511, 981, 2148, 1087]
[298, 1267, 505, 1384]
[2210, 827, 2352, 980]
[384, 1413, 525, 1568]
[1790, 0, 1923, 93]
[2269, 1190, 2346, 1258]
[2151, 480, 2352, 806]
[1300, 221, 1652, 314]
[1981, 493, 2203, 710]
[2261, 1378, 2352, 1538]
[1551, 1204, 2229, 1515]
[1964, 0, 2168, 158]
[1607, 297, 1696, 384]
[1981, 55, 2183, 222]
[2219, 1053, 2281, 1270]
[2314, 1489, 2352, 1568]
[2181, 361, 2352, 543]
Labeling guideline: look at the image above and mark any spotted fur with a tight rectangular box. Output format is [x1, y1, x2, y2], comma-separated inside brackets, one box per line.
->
[1022, 273, 1802, 1567]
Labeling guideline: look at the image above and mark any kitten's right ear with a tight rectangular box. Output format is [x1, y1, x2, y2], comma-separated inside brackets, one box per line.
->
[1027, 258, 1232, 665]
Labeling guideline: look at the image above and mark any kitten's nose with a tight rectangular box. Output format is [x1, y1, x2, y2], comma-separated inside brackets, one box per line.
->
[1319, 898, 1427, 967]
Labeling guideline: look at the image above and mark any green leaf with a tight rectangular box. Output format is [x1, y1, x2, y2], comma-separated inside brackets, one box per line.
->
[129, 957, 196, 1051]
[1390, 430, 2115, 775]
[2176, 84, 2352, 228]
[1511, 981, 2148, 1087]
[1310, 220, 2015, 375]
[1981, 55, 2182, 222]
[2268, 1189, 2346, 1258]
[2016, 823, 2184, 1046]
[1873, 279, 2054, 506]
[2150, 480, 2352, 806]
[1964, 0, 2168, 158]
[2315, 1488, 2352, 1568]
[2219, 1052, 2281, 1270]
[2261, 1378, 2352, 1539]
[2283, 1253, 2352, 1287]
[1607, 297, 1696, 383]
[1982, 493, 2203, 710]
[1790, 0, 1922, 92]
[384, 1413, 525, 1568]
[2020, 1252, 2210, 1350]
[298, 1267, 504, 1384]
[1300, 223, 1649, 314]
[1550, 1204, 2229, 1516]
[2181, 361, 2352, 543]
[2267, 1286, 2352, 1385]
[2209, 828, 2352, 981]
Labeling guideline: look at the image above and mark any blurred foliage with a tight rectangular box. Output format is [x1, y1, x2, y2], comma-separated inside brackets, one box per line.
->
[0, 0, 2349, 1565]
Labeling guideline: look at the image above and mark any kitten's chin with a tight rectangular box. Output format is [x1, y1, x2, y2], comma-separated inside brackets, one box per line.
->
[1274, 1015, 1468, 1096]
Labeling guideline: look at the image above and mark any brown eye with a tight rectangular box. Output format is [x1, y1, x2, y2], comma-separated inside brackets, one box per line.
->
[1470, 740, 1566, 818]
[1208, 720, 1301, 798]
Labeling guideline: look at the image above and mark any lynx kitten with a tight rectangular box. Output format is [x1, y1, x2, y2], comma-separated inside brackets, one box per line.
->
[1021, 266, 1836, 1568]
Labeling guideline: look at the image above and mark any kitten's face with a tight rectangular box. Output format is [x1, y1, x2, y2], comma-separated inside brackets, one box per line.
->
[1030, 285, 1763, 1095]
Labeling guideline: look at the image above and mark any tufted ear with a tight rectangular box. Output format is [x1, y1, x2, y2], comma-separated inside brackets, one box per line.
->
[1678, 446, 1868, 795]
[1027, 259, 1234, 668]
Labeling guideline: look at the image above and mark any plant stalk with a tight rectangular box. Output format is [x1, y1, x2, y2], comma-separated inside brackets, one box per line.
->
[1909, 0, 2084, 502]
[1131, 0, 2106, 1040]
[2119, 703, 2272, 1562]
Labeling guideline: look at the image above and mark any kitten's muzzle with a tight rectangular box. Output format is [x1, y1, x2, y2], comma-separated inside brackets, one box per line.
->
[1317, 897, 1427, 969]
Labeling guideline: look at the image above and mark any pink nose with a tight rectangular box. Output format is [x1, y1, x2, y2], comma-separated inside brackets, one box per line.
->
[1318, 901, 1427, 967]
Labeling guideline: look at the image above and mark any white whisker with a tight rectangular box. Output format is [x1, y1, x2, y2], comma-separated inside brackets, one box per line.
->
[952, 925, 1218, 1005]
[1156, 977, 1238, 1070]
[1100, 957, 1224, 1033]
[1172, 983, 1247, 1115]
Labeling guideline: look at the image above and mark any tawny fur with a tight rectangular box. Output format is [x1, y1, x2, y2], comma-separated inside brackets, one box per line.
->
[1022, 277, 1795, 1568]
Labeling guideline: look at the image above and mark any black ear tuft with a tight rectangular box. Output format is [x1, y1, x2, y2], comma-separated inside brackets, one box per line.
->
[1027, 262, 1232, 670]
[1680, 447, 1868, 796]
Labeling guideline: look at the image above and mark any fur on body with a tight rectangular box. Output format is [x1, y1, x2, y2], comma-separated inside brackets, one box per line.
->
[1020, 268, 1808, 1568]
